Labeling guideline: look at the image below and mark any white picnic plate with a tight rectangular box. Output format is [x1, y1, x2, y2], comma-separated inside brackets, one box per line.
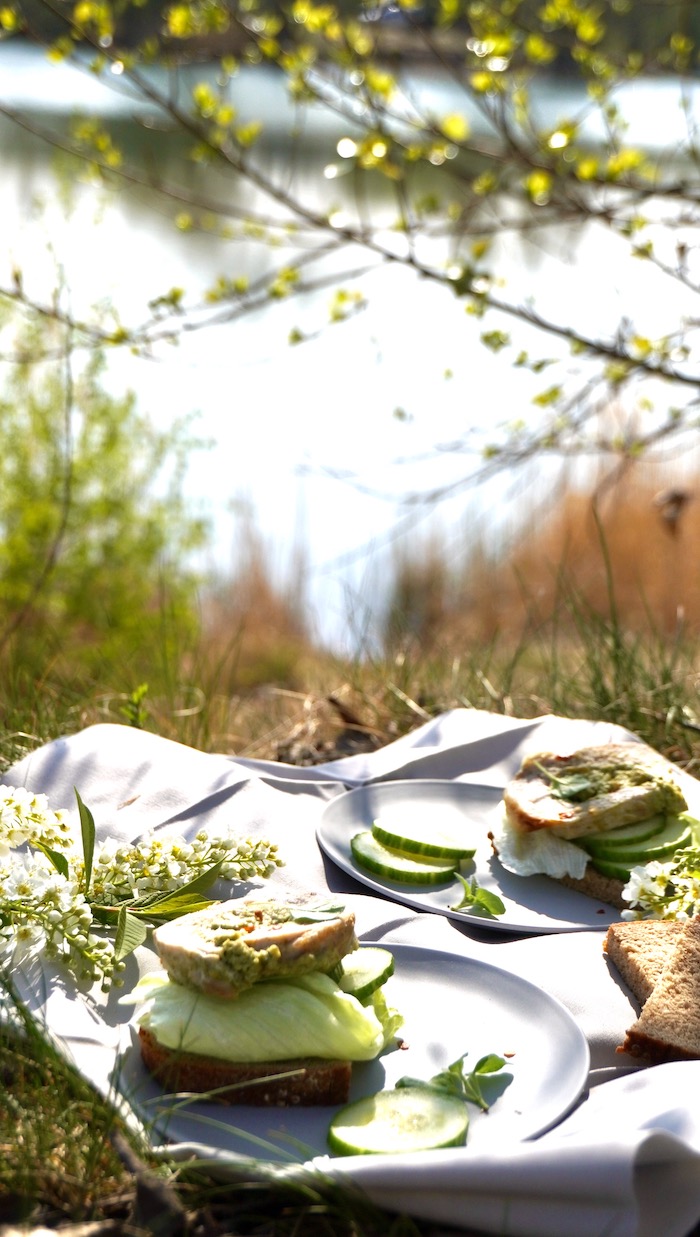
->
[117, 942, 589, 1164]
[316, 780, 623, 934]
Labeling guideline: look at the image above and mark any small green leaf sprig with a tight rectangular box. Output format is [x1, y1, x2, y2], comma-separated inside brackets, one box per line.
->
[450, 873, 506, 919]
[533, 761, 601, 803]
[0, 785, 283, 990]
[397, 1051, 509, 1112]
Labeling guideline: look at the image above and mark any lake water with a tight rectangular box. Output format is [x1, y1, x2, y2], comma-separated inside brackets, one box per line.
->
[1, 42, 698, 649]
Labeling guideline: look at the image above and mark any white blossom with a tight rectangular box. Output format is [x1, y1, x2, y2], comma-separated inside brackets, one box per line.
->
[622, 849, 700, 919]
[83, 829, 283, 905]
[0, 785, 74, 858]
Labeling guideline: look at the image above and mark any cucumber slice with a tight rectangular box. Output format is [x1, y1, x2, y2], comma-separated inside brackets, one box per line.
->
[339, 947, 395, 1001]
[590, 856, 635, 881]
[328, 1087, 469, 1155]
[351, 832, 457, 885]
[579, 815, 668, 856]
[372, 818, 476, 861]
[591, 819, 692, 872]
[614, 820, 691, 860]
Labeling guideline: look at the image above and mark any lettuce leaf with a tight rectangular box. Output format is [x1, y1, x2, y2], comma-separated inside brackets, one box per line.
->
[493, 809, 589, 880]
[133, 970, 398, 1062]
[369, 984, 404, 1047]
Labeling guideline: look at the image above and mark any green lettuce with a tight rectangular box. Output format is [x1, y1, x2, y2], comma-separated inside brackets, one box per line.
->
[131, 970, 400, 1062]
[368, 983, 404, 1045]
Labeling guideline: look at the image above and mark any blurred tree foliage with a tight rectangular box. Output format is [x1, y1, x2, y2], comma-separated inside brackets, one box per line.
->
[1, 0, 700, 507]
[0, 305, 209, 678]
[11, 0, 700, 62]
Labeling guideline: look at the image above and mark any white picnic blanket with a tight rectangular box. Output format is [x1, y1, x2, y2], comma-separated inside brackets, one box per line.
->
[6, 708, 700, 1237]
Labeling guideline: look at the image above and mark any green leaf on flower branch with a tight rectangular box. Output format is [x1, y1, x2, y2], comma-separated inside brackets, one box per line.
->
[35, 843, 70, 879]
[114, 906, 148, 961]
[127, 893, 219, 922]
[91, 860, 226, 924]
[145, 858, 225, 903]
[75, 788, 95, 895]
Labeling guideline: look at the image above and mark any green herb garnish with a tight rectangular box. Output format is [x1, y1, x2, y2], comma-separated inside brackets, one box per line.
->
[533, 761, 601, 803]
[396, 1051, 508, 1112]
[292, 900, 346, 923]
[450, 873, 506, 918]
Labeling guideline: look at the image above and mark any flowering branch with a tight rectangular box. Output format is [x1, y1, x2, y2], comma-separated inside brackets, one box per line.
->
[623, 846, 700, 920]
[0, 786, 283, 991]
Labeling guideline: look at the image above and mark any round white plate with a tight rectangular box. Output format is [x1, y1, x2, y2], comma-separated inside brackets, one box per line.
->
[317, 780, 623, 934]
[118, 942, 589, 1163]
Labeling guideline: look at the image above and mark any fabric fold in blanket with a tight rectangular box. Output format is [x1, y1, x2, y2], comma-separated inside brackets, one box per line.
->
[5, 708, 700, 1237]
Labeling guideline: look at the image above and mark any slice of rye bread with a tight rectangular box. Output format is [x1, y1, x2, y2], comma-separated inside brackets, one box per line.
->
[558, 868, 628, 912]
[604, 919, 685, 1003]
[617, 917, 700, 1063]
[138, 1026, 352, 1107]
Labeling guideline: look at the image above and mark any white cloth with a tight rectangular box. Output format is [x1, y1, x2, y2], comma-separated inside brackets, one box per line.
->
[5, 709, 700, 1237]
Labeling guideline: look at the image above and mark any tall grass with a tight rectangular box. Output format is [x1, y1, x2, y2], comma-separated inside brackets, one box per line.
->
[0, 976, 134, 1225]
[386, 465, 700, 645]
[375, 465, 700, 766]
[4, 466, 700, 769]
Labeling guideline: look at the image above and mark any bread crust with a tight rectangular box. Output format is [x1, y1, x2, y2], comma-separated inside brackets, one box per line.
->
[617, 917, 700, 1063]
[138, 1026, 352, 1106]
[619, 1031, 699, 1064]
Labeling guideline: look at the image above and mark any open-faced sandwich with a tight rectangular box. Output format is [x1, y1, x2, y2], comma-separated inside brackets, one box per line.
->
[128, 896, 402, 1106]
[491, 742, 694, 910]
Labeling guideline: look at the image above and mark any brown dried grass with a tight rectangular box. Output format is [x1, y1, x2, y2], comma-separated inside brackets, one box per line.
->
[505, 469, 698, 636]
[394, 465, 700, 651]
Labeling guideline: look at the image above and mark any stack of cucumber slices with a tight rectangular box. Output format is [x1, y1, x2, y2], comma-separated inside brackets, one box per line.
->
[351, 817, 477, 885]
[576, 813, 694, 881]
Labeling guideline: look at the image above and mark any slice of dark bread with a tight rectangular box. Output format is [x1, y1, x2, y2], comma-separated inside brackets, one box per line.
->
[558, 868, 627, 911]
[616, 917, 700, 1063]
[138, 1026, 352, 1106]
[604, 919, 685, 1003]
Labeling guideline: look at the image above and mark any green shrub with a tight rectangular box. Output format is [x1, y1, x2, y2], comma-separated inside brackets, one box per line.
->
[0, 302, 209, 685]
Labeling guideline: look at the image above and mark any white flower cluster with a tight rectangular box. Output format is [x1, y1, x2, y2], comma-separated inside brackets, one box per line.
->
[0, 784, 283, 990]
[622, 850, 700, 920]
[86, 830, 283, 905]
[0, 786, 116, 985]
[0, 851, 117, 985]
[0, 786, 73, 857]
